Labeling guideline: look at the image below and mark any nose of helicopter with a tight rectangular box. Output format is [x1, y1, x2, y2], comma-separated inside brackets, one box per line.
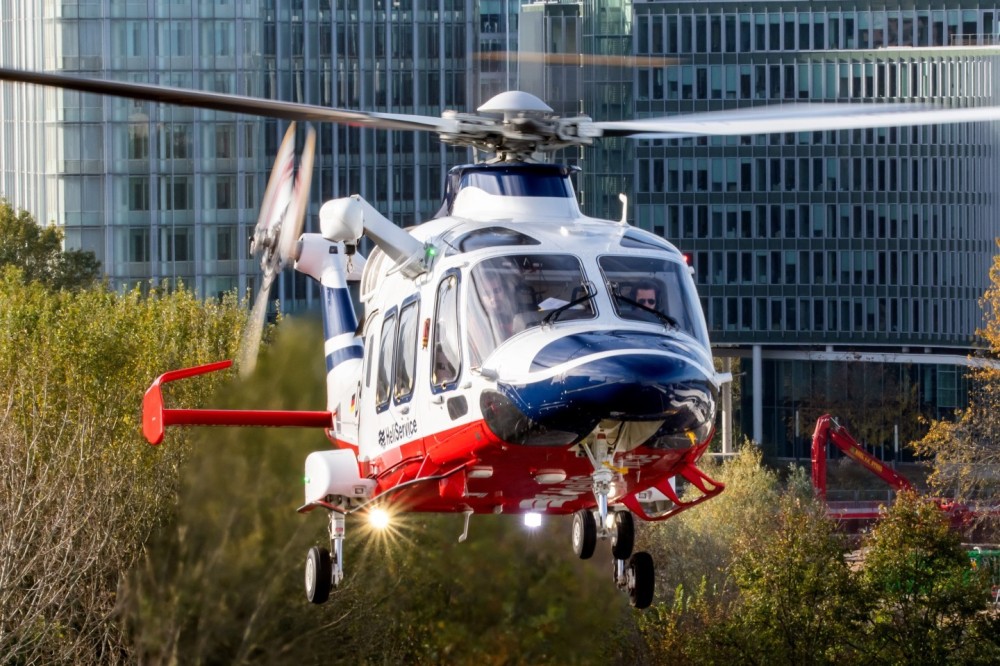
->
[480, 331, 719, 448]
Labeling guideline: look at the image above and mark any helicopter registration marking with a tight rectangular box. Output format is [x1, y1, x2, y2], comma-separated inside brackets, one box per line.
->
[378, 419, 419, 449]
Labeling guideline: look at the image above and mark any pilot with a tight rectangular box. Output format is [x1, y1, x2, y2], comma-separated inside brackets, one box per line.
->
[633, 280, 660, 311]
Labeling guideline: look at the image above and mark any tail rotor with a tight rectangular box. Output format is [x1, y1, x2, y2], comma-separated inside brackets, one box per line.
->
[239, 122, 316, 376]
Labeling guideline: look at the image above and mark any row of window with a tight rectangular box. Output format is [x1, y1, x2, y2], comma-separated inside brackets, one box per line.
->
[691, 249, 985, 290]
[117, 224, 241, 264]
[636, 154, 993, 196]
[705, 295, 976, 339]
[116, 174, 257, 212]
[637, 58, 994, 102]
[635, 9, 996, 55]
[653, 203, 991, 243]
[371, 276, 462, 411]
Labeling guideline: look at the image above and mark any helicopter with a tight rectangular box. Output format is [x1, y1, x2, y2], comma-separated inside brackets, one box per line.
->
[3, 66, 1000, 609]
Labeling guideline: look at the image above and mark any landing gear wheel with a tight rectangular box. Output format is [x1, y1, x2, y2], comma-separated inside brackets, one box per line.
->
[305, 546, 332, 604]
[571, 509, 597, 560]
[610, 511, 635, 560]
[627, 552, 655, 609]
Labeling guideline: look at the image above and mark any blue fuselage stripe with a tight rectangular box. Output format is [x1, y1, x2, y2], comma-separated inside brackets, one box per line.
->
[327, 345, 364, 372]
[321, 286, 359, 338]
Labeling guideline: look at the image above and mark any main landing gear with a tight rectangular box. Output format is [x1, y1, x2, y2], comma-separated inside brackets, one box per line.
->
[572, 508, 655, 609]
[305, 511, 345, 604]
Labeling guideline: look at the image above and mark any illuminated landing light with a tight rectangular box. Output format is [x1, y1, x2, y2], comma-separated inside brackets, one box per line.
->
[524, 512, 543, 529]
[468, 466, 494, 479]
[368, 507, 391, 530]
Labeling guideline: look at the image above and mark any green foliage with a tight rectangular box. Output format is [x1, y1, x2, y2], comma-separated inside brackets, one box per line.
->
[728, 495, 859, 665]
[0, 273, 245, 664]
[632, 457, 1000, 665]
[638, 445, 783, 604]
[122, 320, 623, 665]
[0, 199, 101, 290]
[858, 492, 1000, 665]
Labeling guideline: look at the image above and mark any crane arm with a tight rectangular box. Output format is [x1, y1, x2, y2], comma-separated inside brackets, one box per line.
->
[811, 414, 914, 500]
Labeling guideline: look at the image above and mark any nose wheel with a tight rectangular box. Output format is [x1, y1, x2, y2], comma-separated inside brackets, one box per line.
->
[610, 510, 634, 560]
[617, 552, 655, 609]
[570, 508, 655, 608]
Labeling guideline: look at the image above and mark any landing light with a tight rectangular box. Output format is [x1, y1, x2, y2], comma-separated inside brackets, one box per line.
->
[369, 507, 391, 530]
[523, 512, 543, 529]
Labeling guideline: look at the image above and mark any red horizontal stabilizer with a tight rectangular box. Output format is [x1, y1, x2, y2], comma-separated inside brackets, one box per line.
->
[142, 359, 332, 445]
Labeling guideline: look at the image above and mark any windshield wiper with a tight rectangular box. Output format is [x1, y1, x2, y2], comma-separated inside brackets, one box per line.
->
[543, 283, 597, 324]
[612, 290, 679, 329]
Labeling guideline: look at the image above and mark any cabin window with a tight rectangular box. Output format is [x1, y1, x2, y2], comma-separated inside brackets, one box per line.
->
[432, 272, 461, 390]
[375, 309, 397, 411]
[393, 299, 419, 404]
[468, 253, 594, 366]
[599, 255, 709, 345]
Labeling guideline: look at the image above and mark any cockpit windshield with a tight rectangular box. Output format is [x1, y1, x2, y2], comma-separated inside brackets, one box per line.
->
[467, 254, 594, 366]
[599, 255, 708, 344]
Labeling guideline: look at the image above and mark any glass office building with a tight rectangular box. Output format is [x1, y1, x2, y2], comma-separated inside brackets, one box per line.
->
[580, 0, 1000, 455]
[0, 0, 471, 308]
[3, 0, 998, 454]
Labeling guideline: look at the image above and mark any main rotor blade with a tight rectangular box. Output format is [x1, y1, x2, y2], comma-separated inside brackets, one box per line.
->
[0, 67, 452, 133]
[596, 103, 1000, 139]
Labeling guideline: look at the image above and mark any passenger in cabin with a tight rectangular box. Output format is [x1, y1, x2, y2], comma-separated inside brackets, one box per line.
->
[432, 348, 457, 386]
[468, 268, 538, 365]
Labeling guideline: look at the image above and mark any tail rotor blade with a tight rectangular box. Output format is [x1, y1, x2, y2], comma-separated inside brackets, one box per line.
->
[238, 269, 276, 377]
[277, 124, 316, 265]
[251, 123, 297, 267]
[241, 123, 316, 377]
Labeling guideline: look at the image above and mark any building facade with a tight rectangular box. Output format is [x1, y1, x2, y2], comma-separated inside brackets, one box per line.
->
[580, 0, 1000, 456]
[2, 1, 998, 456]
[0, 0, 473, 309]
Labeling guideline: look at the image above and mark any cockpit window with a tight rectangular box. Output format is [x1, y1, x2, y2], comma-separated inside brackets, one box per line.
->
[467, 254, 594, 366]
[457, 227, 541, 252]
[599, 255, 708, 344]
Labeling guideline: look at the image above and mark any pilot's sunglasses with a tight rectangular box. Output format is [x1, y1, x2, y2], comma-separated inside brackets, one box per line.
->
[638, 298, 656, 306]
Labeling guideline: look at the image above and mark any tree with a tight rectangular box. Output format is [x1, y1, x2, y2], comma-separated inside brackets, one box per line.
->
[637, 445, 785, 606]
[726, 495, 861, 665]
[0, 270, 245, 664]
[914, 243, 1000, 517]
[0, 198, 101, 290]
[857, 492, 1000, 665]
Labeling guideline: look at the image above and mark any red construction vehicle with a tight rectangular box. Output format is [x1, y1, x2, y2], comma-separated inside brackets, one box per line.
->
[811, 414, 916, 520]
[811, 414, 991, 525]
